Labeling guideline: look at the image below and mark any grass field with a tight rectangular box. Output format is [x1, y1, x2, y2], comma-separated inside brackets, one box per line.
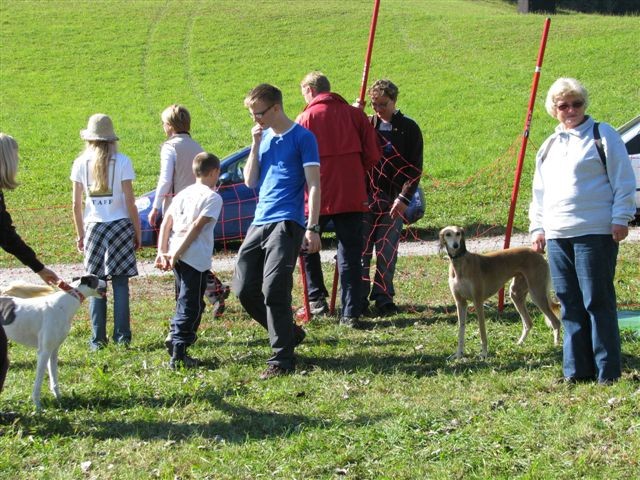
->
[1, 0, 638, 266]
[1, 248, 639, 479]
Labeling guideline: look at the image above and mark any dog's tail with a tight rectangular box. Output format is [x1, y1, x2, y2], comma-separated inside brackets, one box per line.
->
[0, 281, 56, 299]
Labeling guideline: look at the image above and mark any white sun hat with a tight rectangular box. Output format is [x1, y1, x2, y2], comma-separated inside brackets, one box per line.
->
[80, 113, 119, 141]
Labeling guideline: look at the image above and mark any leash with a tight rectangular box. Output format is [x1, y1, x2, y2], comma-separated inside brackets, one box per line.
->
[57, 280, 86, 303]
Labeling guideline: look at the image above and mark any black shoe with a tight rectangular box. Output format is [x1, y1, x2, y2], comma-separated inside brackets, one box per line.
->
[598, 377, 618, 386]
[377, 302, 399, 317]
[259, 364, 294, 380]
[170, 344, 199, 369]
[294, 324, 306, 347]
[169, 354, 199, 370]
[340, 316, 365, 329]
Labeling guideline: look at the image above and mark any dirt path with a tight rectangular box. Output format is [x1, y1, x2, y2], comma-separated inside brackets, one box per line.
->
[1, 228, 638, 284]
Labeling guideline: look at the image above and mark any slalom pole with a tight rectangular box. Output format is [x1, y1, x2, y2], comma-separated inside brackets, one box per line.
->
[298, 254, 311, 324]
[357, 0, 382, 106]
[498, 17, 551, 311]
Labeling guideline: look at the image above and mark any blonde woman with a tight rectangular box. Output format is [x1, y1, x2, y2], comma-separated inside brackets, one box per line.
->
[1, 133, 59, 392]
[147, 104, 204, 228]
[71, 114, 141, 351]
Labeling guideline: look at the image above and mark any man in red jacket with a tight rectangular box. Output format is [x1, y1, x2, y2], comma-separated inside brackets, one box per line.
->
[296, 72, 381, 328]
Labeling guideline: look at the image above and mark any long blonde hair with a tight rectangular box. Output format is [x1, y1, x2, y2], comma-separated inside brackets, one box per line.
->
[0, 133, 20, 190]
[87, 140, 117, 194]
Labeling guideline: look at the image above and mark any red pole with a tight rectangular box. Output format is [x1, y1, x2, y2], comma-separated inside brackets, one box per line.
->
[498, 17, 551, 311]
[358, 0, 381, 105]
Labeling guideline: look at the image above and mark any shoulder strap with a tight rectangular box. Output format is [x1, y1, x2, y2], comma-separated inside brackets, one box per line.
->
[593, 122, 607, 172]
[540, 123, 607, 172]
[539, 135, 556, 165]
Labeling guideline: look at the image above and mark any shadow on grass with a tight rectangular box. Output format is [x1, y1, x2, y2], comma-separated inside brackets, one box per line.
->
[6, 390, 384, 444]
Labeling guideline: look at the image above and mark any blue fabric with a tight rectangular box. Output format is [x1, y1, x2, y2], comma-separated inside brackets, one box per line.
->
[303, 212, 364, 317]
[89, 275, 131, 349]
[547, 235, 621, 382]
[170, 261, 208, 347]
[253, 124, 319, 227]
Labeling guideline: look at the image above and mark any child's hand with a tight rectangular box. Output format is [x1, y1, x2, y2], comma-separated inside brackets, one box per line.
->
[154, 253, 170, 271]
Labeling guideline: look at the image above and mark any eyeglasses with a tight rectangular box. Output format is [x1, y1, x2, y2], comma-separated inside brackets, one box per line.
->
[250, 104, 275, 119]
[371, 101, 389, 109]
[556, 100, 585, 112]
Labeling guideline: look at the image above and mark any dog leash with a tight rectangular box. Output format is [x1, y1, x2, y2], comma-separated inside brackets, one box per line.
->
[57, 280, 86, 303]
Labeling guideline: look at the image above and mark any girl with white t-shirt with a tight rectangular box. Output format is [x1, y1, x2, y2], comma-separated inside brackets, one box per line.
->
[71, 114, 141, 351]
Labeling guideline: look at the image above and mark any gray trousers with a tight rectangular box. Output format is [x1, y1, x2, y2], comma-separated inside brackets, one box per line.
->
[232, 221, 304, 370]
[361, 211, 403, 307]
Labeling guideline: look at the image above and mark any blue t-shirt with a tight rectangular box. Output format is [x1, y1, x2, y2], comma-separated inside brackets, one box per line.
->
[253, 123, 320, 227]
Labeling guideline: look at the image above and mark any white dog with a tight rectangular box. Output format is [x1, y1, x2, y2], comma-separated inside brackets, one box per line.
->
[0, 275, 107, 410]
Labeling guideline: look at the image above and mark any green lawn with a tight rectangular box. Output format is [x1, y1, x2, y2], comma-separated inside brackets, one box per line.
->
[1, 248, 639, 479]
[1, 0, 638, 266]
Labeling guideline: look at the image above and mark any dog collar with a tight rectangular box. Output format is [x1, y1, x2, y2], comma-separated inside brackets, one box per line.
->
[57, 280, 86, 303]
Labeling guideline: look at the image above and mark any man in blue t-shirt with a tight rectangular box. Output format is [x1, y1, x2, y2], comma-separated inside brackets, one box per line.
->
[232, 83, 321, 380]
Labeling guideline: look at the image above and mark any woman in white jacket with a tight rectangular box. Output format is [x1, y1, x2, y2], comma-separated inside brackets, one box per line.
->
[529, 78, 636, 385]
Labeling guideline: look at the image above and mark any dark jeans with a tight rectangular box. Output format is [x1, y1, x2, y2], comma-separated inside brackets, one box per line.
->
[303, 212, 364, 318]
[547, 235, 621, 382]
[361, 211, 403, 308]
[232, 221, 304, 370]
[171, 261, 208, 347]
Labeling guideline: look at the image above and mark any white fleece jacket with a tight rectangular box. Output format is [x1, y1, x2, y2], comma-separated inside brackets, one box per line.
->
[529, 116, 636, 239]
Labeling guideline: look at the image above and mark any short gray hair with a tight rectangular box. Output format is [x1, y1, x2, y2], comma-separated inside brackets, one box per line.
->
[545, 78, 589, 117]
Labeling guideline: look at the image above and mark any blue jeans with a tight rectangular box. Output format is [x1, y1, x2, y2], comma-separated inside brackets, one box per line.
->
[233, 221, 304, 370]
[90, 275, 131, 349]
[170, 261, 208, 347]
[547, 235, 621, 382]
[302, 212, 364, 318]
[361, 211, 403, 308]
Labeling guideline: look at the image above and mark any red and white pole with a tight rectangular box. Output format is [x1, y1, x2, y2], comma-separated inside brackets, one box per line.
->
[357, 0, 382, 106]
[498, 17, 551, 311]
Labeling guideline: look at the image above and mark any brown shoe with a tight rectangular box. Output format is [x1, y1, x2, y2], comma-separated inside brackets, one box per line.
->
[259, 364, 294, 380]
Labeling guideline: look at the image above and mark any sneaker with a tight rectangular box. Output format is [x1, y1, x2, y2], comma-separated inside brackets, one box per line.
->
[340, 316, 365, 329]
[377, 302, 399, 317]
[295, 298, 329, 320]
[294, 324, 306, 347]
[259, 364, 294, 380]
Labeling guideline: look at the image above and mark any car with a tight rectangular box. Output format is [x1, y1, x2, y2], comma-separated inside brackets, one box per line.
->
[618, 114, 640, 220]
[136, 146, 426, 247]
[136, 146, 257, 247]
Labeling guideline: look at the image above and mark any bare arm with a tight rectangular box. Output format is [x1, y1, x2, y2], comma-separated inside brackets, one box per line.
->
[302, 165, 321, 254]
[122, 179, 142, 250]
[155, 213, 173, 271]
[244, 124, 263, 189]
[72, 181, 85, 252]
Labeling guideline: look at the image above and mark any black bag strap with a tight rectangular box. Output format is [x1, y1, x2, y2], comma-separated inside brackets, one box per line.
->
[593, 122, 607, 172]
[540, 122, 606, 172]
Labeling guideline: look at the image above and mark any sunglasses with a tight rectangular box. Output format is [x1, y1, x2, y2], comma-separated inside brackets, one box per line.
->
[556, 100, 585, 112]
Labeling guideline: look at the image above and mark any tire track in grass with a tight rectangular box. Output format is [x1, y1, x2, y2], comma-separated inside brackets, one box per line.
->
[140, 0, 171, 118]
[183, 0, 244, 147]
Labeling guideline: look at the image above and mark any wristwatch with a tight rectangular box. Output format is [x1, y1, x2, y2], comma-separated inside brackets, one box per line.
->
[306, 224, 321, 233]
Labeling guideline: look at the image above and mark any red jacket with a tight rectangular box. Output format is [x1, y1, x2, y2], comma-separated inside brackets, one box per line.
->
[296, 93, 381, 215]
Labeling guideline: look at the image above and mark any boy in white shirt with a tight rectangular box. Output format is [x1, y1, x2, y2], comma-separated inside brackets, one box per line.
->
[155, 152, 223, 368]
